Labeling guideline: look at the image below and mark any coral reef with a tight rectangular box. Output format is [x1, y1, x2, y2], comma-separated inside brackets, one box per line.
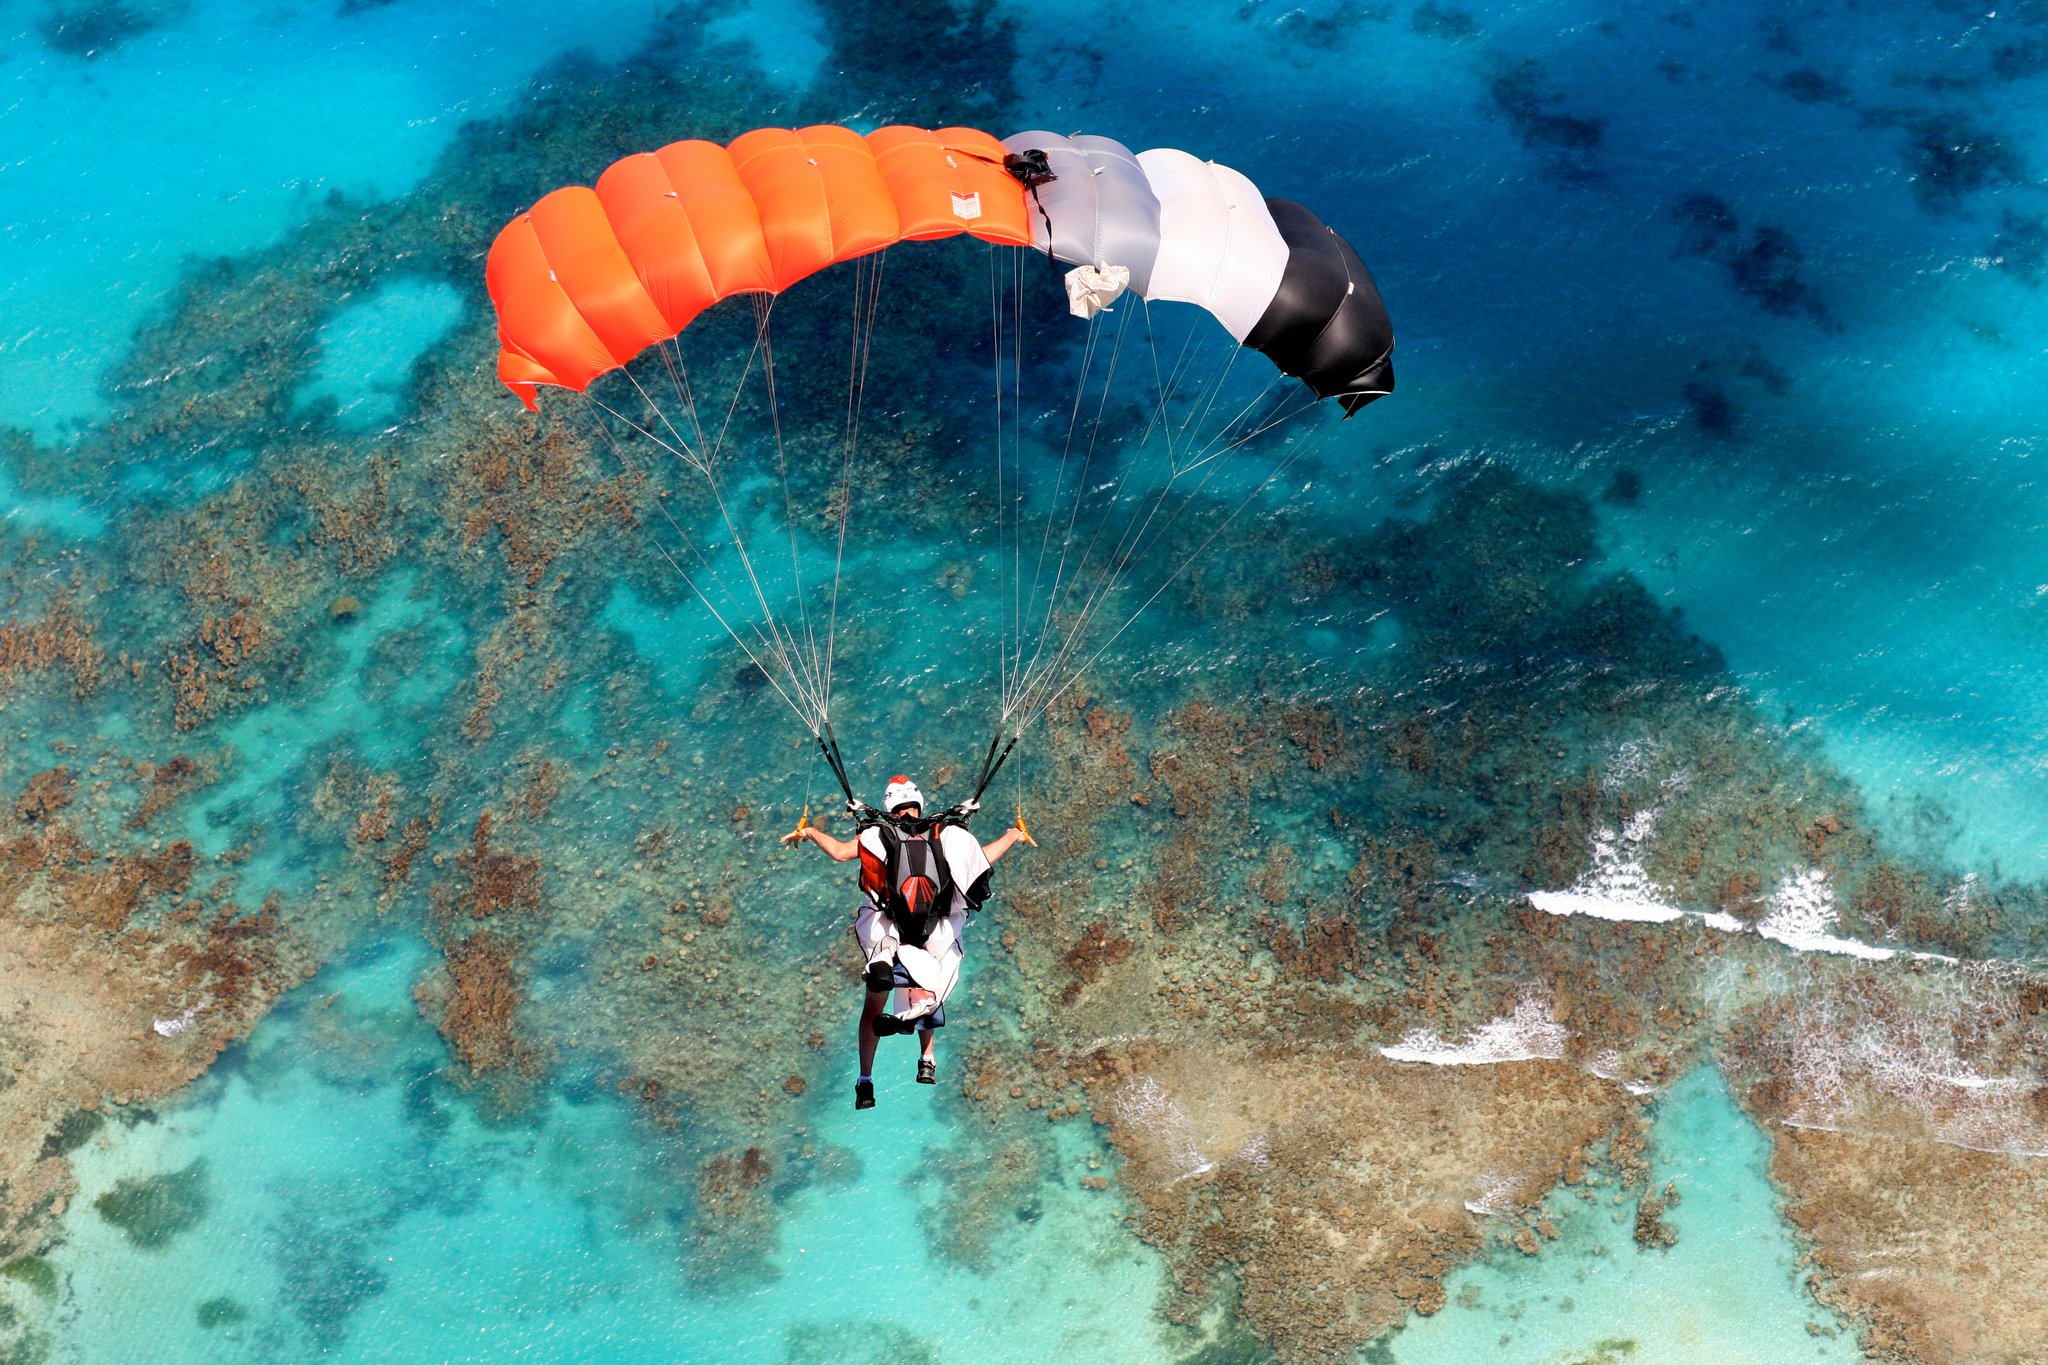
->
[1081, 1042, 1623, 1361]
[1769, 1128, 2048, 1364]
[1487, 57, 1605, 179]
[91, 1160, 209, 1250]
[421, 931, 535, 1078]
[36, 0, 159, 59]
[1670, 193, 1834, 327]
[1, 3, 2044, 1359]
[0, 780, 310, 1259]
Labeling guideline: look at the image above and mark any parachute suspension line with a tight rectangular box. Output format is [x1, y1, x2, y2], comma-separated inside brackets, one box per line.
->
[1010, 300, 1180, 720]
[752, 298, 830, 722]
[1032, 417, 1337, 726]
[988, 258, 1023, 721]
[1041, 379, 1309, 678]
[655, 340, 711, 463]
[1139, 294, 1185, 467]
[822, 249, 887, 725]
[594, 332, 832, 733]
[989, 245, 1032, 722]
[1174, 341, 1242, 468]
[578, 389, 811, 691]
[570, 394, 821, 731]
[1138, 320, 1203, 454]
[817, 721, 857, 808]
[1009, 247, 1035, 714]
[1056, 386, 1321, 674]
[1176, 378, 1302, 475]
[1135, 294, 1237, 475]
[1006, 312, 1319, 730]
[987, 246, 1010, 716]
[621, 367, 705, 475]
[676, 319, 825, 719]
[997, 305, 1176, 724]
[1014, 263, 1102, 701]
[679, 303, 825, 725]
[1008, 302, 1131, 720]
[575, 396, 771, 645]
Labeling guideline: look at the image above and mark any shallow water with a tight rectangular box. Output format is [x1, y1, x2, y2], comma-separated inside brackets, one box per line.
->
[58, 938, 1169, 1363]
[1390, 1067, 1859, 1364]
[5, 0, 2047, 1360]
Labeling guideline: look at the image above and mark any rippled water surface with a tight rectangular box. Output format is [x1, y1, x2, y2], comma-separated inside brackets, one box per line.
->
[4, 0, 2045, 1361]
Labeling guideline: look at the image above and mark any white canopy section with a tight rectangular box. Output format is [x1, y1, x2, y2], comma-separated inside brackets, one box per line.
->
[1134, 149, 1290, 340]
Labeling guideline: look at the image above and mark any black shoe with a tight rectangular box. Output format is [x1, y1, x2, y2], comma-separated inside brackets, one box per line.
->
[855, 1078, 875, 1110]
[872, 1013, 907, 1037]
[916, 1058, 936, 1085]
[864, 960, 895, 992]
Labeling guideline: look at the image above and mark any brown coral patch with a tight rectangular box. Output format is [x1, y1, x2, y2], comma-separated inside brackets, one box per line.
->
[1771, 1126, 2048, 1365]
[426, 930, 536, 1078]
[1060, 920, 1133, 1005]
[125, 755, 203, 830]
[0, 887, 303, 1259]
[687, 1145, 779, 1285]
[47, 840, 198, 934]
[0, 602, 104, 700]
[1268, 914, 1360, 983]
[450, 812, 542, 920]
[921, 1135, 1048, 1270]
[17, 769, 74, 822]
[1087, 1041, 1623, 1362]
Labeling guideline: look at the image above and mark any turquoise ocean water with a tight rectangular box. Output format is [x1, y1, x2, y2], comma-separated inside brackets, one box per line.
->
[4, 0, 2045, 1360]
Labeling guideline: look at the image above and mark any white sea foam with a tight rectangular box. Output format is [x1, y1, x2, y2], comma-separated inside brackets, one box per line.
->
[1237, 1132, 1272, 1172]
[1526, 809, 1691, 924]
[1756, 869, 1891, 960]
[1110, 1074, 1273, 1184]
[1531, 817, 1954, 962]
[152, 998, 207, 1038]
[1528, 890, 1690, 923]
[1753, 869, 1960, 964]
[1587, 1049, 1658, 1095]
[1380, 995, 1566, 1066]
[1463, 1171, 1517, 1216]
[1773, 966, 2048, 1156]
[1112, 1075, 1214, 1183]
[1599, 740, 1655, 793]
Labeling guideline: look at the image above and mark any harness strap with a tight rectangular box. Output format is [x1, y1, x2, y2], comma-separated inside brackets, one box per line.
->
[973, 733, 1020, 803]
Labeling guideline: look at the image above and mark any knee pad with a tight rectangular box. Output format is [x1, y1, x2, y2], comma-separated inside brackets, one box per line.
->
[863, 959, 895, 992]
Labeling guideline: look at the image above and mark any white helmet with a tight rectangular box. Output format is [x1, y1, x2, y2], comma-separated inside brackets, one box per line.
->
[883, 775, 924, 813]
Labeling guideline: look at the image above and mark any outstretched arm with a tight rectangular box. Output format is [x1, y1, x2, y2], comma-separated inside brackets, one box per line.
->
[981, 822, 1036, 864]
[781, 825, 860, 860]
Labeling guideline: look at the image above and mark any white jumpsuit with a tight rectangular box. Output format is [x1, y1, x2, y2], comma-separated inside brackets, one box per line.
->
[853, 823, 990, 1027]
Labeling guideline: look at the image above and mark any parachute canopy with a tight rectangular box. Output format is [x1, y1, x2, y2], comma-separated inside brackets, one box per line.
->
[484, 123, 1395, 806]
[488, 124, 1393, 414]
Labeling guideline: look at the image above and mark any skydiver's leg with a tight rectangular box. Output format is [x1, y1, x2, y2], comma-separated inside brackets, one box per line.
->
[858, 986, 889, 1077]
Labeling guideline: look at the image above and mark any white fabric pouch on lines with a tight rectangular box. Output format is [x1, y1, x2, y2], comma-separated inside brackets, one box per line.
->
[1065, 264, 1130, 319]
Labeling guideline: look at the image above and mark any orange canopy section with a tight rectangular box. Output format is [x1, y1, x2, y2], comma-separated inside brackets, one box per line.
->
[486, 125, 1034, 410]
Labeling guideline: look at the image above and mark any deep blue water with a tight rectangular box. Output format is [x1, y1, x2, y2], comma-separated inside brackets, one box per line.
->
[3, 0, 2045, 1360]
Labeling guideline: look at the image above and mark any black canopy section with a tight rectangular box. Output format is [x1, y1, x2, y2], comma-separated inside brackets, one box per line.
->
[1243, 198, 1395, 414]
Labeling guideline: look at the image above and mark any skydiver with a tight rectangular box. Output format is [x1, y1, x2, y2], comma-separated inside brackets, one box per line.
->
[781, 775, 1035, 1110]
